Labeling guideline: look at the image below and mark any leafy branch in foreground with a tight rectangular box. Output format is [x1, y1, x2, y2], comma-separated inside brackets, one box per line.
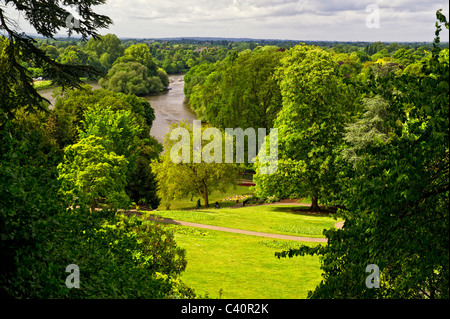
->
[0, 0, 112, 120]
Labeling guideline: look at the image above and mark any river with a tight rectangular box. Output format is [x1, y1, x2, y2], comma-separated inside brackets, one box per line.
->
[146, 74, 197, 144]
[39, 74, 197, 144]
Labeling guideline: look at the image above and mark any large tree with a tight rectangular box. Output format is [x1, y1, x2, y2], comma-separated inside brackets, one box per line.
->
[277, 11, 449, 299]
[151, 121, 239, 208]
[254, 44, 356, 211]
[100, 44, 169, 95]
[185, 46, 284, 131]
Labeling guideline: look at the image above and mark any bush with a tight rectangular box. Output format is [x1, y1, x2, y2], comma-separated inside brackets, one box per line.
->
[265, 195, 280, 204]
[3, 207, 194, 298]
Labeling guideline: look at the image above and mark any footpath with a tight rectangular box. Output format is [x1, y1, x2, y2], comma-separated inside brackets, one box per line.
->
[125, 200, 344, 243]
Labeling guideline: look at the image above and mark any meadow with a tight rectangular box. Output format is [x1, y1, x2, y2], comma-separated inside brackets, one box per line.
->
[147, 188, 341, 299]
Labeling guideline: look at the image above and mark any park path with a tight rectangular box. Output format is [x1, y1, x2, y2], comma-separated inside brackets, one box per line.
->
[125, 199, 344, 243]
[146, 215, 328, 243]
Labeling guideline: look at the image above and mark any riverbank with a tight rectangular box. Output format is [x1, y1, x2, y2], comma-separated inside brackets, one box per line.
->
[37, 75, 197, 144]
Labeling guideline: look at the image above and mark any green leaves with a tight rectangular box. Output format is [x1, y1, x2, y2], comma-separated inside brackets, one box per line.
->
[185, 46, 284, 132]
[273, 12, 449, 299]
[255, 45, 355, 209]
[57, 105, 143, 212]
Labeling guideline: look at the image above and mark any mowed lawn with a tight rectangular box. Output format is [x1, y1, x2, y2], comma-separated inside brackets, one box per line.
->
[173, 227, 324, 299]
[151, 204, 340, 238]
[148, 187, 339, 298]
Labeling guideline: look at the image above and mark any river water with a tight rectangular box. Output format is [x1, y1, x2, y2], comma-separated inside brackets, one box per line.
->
[39, 74, 197, 144]
[146, 74, 197, 144]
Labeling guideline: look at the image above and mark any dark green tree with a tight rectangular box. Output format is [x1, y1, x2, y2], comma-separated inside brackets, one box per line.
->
[0, 0, 112, 120]
[276, 11, 449, 299]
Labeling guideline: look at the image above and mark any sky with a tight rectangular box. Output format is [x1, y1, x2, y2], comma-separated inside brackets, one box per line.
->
[4, 0, 450, 42]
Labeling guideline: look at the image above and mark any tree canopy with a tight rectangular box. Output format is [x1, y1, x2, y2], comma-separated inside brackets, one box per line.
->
[151, 121, 239, 208]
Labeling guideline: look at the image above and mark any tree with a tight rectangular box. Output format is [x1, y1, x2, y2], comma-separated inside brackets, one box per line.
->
[113, 43, 169, 90]
[99, 61, 167, 95]
[58, 105, 142, 212]
[151, 121, 239, 208]
[1, 0, 193, 299]
[99, 62, 152, 95]
[341, 96, 389, 167]
[254, 45, 354, 211]
[0, 0, 111, 119]
[58, 135, 130, 212]
[185, 47, 283, 131]
[50, 85, 162, 207]
[276, 12, 449, 299]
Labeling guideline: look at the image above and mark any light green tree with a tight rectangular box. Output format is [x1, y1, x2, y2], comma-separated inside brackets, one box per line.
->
[58, 135, 130, 212]
[276, 12, 449, 299]
[58, 105, 142, 212]
[151, 121, 239, 208]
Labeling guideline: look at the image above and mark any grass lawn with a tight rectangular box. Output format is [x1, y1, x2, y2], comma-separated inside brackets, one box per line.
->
[158, 186, 254, 211]
[151, 205, 340, 238]
[149, 186, 334, 298]
[151, 186, 340, 238]
[170, 225, 324, 299]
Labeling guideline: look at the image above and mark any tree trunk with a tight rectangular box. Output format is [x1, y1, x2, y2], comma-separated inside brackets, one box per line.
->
[310, 196, 321, 212]
[203, 183, 209, 208]
[90, 199, 97, 213]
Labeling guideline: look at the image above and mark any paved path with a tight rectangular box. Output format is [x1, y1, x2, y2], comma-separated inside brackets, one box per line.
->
[143, 215, 329, 243]
[125, 201, 345, 243]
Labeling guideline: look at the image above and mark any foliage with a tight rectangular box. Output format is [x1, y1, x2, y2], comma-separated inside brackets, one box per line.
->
[1, 0, 194, 299]
[99, 61, 158, 95]
[254, 44, 357, 211]
[341, 96, 389, 166]
[50, 86, 162, 207]
[0, 113, 64, 298]
[276, 12, 449, 299]
[99, 43, 169, 95]
[85, 33, 125, 70]
[57, 135, 131, 212]
[151, 121, 239, 207]
[0, 1, 111, 119]
[185, 47, 284, 131]
[79, 105, 142, 160]
[4, 203, 195, 298]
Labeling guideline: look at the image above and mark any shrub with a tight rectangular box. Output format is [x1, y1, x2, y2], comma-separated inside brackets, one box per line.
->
[265, 195, 280, 204]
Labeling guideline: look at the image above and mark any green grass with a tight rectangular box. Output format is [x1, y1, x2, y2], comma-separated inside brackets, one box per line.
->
[158, 186, 254, 211]
[148, 187, 334, 298]
[151, 205, 340, 238]
[34, 80, 55, 91]
[173, 227, 323, 299]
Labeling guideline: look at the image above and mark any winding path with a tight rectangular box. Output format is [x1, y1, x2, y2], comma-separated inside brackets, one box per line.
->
[126, 205, 344, 243]
[147, 216, 329, 243]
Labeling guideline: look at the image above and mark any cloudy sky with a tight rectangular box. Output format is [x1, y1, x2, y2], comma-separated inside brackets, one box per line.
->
[6, 0, 450, 42]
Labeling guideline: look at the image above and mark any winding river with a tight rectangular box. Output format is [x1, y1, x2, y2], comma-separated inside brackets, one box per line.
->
[146, 74, 197, 144]
[39, 74, 197, 144]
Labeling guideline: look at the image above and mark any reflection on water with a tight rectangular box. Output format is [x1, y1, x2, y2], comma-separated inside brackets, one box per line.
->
[39, 74, 198, 144]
